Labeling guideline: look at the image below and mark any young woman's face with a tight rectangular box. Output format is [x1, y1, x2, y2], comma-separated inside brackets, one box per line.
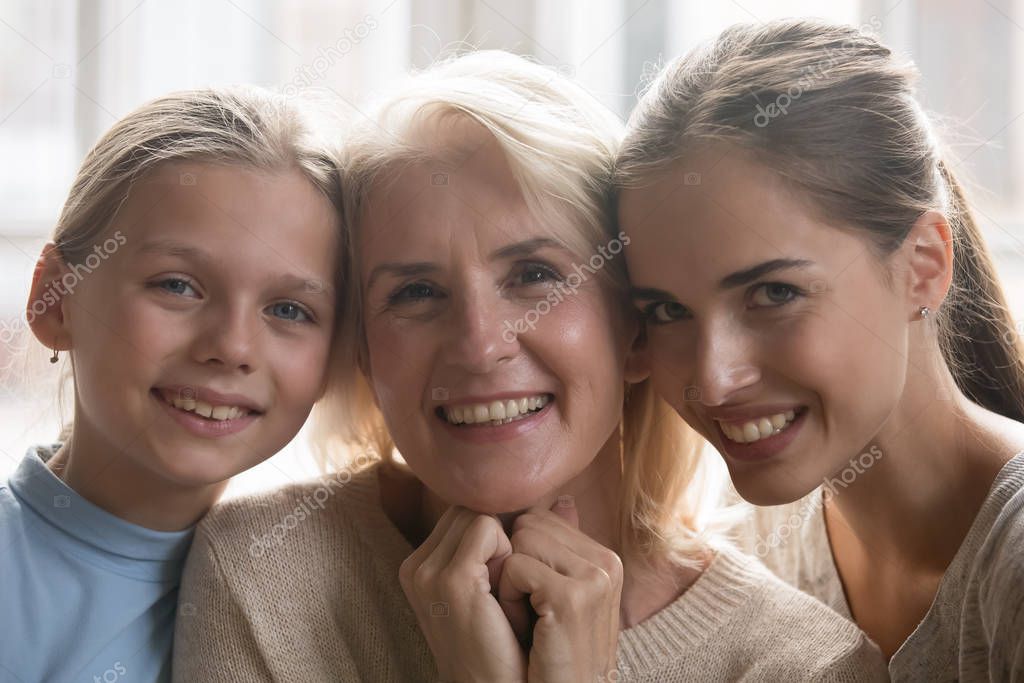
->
[620, 148, 909, 505]
[359, 136, 633, 514]
[60, 162, 338, 486]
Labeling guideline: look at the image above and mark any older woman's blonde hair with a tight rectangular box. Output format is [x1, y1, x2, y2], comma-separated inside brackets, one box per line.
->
[313, 50, 708, 566]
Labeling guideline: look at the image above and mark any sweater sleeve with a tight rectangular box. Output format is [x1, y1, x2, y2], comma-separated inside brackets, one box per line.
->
[171, 524, 274, 682]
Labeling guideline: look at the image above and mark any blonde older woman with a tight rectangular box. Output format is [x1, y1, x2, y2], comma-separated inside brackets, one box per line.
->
[172, 51, 886, 682]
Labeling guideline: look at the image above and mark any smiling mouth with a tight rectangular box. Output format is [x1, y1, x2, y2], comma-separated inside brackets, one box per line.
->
[152, 388, 261, 422]
[437, 394, 553, 427]
[716, 408, 806, 444]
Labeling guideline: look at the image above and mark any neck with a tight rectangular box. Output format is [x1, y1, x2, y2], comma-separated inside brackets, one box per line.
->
[827, 347, 1024, 574]
[47, 425, 225, 532]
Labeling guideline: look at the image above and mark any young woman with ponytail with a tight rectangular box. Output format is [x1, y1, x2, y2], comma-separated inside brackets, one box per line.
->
[616, 18, 1024, 680]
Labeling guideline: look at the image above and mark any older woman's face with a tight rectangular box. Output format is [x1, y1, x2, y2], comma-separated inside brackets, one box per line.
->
[358, 134, 635, 513]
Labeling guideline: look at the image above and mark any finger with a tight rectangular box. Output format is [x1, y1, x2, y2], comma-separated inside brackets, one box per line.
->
[510, 525, 592, 578]
[549, 494, 579, 528]
[513, 509, 617, 573]
[417, 507, 480, 575]
[499, 552, 565, 619]
[404, 504, 461, 569]
[449, 514, 512, 593]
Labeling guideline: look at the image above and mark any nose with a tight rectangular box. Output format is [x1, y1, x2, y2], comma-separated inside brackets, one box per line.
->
[690, 318, 761, 406]
[190, 303, 258, 373]
[441, 285, 518, 374]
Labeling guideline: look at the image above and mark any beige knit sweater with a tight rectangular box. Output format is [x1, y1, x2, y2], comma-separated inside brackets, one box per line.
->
[172, 464, 888, 682]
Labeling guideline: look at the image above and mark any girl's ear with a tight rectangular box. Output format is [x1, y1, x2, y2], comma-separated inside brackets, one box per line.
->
[902, 210, 954, 317]
[26, 243, 73, 352]
[624, 316, 651, 384]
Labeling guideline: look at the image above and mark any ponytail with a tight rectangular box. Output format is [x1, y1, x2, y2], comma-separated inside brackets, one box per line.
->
[936, 161, 1024, 422]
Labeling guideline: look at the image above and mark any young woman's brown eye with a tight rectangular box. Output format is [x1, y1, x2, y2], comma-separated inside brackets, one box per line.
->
[750, 283, 802, 307]
[644, 301, 690, 324]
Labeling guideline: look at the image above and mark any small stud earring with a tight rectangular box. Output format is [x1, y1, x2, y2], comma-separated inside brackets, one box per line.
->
[50, 349, 59, 363]
[919, 305, 931, 320]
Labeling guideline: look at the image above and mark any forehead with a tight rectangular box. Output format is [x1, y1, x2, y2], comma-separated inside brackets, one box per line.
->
[115, 161, 338, 274]
[358, 137, 535, 258]
[620, 148, 863, 286]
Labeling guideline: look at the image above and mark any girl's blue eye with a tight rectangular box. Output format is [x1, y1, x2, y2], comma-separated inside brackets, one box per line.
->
[750, 283, 801, 307]
[644, 301, 690, 324]
[156, 278, 198, 297]
[268, 302, 311, 322]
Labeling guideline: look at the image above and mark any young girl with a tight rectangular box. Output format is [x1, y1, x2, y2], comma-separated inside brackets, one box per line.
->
[616, 18, 1024, 679]
[0, 87, 344, 682]
[173, 51, 886, 681]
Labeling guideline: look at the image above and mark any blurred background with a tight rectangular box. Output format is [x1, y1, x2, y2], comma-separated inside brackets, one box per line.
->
[2, 0, 1022, 497]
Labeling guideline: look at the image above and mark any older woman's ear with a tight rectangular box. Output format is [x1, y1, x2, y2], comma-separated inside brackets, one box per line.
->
[624, 318, 651, 384]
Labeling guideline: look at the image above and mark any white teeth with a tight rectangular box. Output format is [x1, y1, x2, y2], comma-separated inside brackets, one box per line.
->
[718, 410, 800, 445]
[444, 395, 550, 426]
[168, 395, 249, 421]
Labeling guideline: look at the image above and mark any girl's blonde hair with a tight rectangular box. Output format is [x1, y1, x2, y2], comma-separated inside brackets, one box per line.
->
[616, 19, 1024, 423]
[314, 50, 707, 565]
[49, 86, 346, 436]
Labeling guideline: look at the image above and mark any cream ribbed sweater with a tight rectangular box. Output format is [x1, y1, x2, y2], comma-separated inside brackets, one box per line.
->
[172, 464, 888, 682]
[734, 453, 1024, 682]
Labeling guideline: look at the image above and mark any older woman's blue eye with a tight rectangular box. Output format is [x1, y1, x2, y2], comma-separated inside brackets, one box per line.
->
[269, 302, 310, 322]
[391, 283, 437, 302]
[517, 264, 561, 286]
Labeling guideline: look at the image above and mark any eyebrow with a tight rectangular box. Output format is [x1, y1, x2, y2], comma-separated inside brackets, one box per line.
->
[136, 239, 207, 261]
[136, 239, 332, 298]
[630, 258, 814, 302]
[365, 237, 567, 289]
[719, 258, 814, 289]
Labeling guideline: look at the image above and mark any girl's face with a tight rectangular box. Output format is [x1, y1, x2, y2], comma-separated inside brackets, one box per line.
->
[359, 136, 635, 514]
[56, 162, 338, 486]
[619, 148, 910, 505]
